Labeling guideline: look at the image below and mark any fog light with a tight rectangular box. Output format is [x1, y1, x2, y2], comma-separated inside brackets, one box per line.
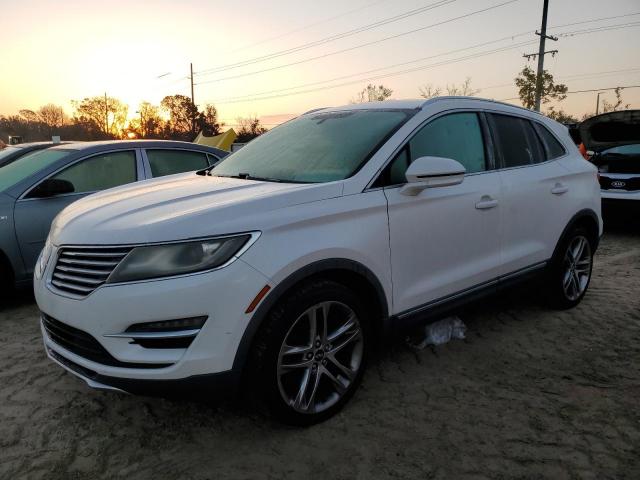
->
[125, 316, 207, 333]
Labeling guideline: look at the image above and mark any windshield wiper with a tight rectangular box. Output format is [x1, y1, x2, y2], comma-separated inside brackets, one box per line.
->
[213, 173, 283, 183]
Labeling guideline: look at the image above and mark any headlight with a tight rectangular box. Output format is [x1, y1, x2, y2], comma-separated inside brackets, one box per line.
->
[35, 237, 53, 280]
[107, 234, 253, 284]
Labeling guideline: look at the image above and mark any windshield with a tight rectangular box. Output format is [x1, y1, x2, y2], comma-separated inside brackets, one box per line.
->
[0, 146, 19, 161]
[0, 149, 70, 192]
[212, 109, 413, 183]
[601, 144, 640, 155]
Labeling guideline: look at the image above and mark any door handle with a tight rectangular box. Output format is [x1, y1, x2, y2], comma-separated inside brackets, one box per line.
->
[475, 196, 498, 210]
[551, 183, 569, 195]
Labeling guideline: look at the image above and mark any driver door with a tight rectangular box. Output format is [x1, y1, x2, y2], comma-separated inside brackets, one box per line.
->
[380, 112, 503, 316]
[14, 149, 140, 275]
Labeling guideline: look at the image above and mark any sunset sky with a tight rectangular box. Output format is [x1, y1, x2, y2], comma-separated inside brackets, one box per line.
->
[1, 0, 639, 127]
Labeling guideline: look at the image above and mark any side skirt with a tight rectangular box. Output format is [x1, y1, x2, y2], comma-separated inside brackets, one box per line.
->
[390, 261, 548, 334]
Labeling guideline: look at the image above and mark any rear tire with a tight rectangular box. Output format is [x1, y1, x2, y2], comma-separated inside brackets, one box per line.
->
[250, 280, 370, 426]
[546, 226, 594, 309]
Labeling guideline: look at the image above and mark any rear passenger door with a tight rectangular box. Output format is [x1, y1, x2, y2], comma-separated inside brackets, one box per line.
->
[143, 149, 212, 178]
[489, 113, 573, 274]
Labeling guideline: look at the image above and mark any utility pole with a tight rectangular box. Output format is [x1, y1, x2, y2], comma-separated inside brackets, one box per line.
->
[104, 92, 109, 136]
[523, 0, 558, 111]
[595, 91, 604, 115]
[190, 63, 196, 136]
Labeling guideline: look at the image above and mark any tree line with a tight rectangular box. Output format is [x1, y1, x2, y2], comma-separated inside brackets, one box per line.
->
[0, 95, 267, 144]
[351, 66, 631, 123]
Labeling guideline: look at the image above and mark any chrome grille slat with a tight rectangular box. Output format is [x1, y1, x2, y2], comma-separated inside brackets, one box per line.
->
[51, 247, 132, 297]
[53, 272, 105, 285]
[58, 258, 120, 267]
[56, 265, 113, 276]
[60, 250, 130, 257]
[51, 279, 94, 293]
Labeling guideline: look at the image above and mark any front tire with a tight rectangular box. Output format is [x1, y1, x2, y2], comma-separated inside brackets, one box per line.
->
[546, 227, 594, 309]
[250, 280, 370, 426]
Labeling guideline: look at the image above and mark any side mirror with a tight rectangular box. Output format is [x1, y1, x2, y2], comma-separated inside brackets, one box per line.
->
[28, 178, 75, 198]
[400, 156, 466, 196]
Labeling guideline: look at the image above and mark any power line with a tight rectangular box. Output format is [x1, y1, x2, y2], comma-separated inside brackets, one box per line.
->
[499, 84, 640, 101]
[195, 0, 459, 76]
[215, 35, 538, 102]
[557, 21, 640, 37]
[204, 18, 640, 106]
[195, 0, 522, 85]
[205, 18, 640, 105]
[478, 67, 640, 91]
[196, 10, 639, 87]
[228, 0, 391, 54]
[210, 41, 537, 104]
[547, 11, 640, 31]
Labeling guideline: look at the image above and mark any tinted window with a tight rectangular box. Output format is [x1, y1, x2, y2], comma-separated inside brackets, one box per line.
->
[213, 110, 413, 183]
[601, 144, 640, 155]
[147, 149, 210, 177]
[0, 149, 70, 192]
[490, 114, 545, 167]
[534, 123, 566, 159]
[377, 112, 487, 186]
[51, 151, 137, 194]
[410, 113, 487, 174]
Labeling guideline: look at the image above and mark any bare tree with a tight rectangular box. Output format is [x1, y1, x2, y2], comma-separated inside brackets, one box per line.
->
[601, 87, 630, 113]
[38, 104, 65, 137]
[418, 84, 443, 99]
[445, 77, 479, 96]
[419, 77, 479, 99]
[352, 84, 393, 103]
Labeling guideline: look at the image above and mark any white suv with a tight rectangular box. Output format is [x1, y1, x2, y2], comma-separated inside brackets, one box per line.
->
[35, 97, 602, 425]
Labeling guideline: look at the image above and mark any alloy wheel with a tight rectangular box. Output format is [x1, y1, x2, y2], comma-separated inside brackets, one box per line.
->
[276, 301, 364, 414]
[562, 235, 592, 301]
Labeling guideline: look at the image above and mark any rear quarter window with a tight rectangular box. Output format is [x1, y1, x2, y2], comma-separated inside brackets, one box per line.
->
[534, 123, 567, 159]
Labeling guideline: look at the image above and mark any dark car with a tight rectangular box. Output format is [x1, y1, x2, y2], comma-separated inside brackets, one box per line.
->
[0, 141, 76, 167]
[0, 140, 228, 289]
[579, 110, 640, 215]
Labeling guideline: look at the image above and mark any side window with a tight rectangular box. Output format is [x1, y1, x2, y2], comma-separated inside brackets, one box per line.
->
[490, 114, 545, 167]
[206, 153, 220, 166]
[146, 149, 209, 177]
[375, 112, 488, 187]
[409, 112, 487, 174]
[51, 151, 137, 194]
[533, 123, 566, 160]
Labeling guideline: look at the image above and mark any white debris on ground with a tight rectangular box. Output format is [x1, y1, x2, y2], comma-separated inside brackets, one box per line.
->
[406, 316, 467, 350]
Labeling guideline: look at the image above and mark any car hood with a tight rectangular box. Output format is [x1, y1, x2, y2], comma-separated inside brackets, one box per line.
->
[579, 110, 640, 152]
[50, 173, 343, 245]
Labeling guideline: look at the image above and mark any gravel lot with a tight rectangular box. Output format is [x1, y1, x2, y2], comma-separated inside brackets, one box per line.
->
[1, 227, 639, 479]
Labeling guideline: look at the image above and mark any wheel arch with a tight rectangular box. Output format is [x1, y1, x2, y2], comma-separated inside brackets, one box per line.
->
[232, 258, 390, 375]
[552, 209, 601, 261]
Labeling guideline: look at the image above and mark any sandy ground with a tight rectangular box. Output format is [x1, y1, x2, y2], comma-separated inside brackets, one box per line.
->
[1, 227, 639, 479]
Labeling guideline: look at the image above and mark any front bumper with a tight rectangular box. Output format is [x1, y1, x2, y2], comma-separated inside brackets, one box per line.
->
[601, 189, 640, 201]
[35, 252, 271, 391]
[46, 346, 238, 397]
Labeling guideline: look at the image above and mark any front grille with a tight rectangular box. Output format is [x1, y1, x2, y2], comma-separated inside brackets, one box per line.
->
[51, 246, 132, 296]
[599, 175, 640, 192]
[42, 313, 171, 369]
